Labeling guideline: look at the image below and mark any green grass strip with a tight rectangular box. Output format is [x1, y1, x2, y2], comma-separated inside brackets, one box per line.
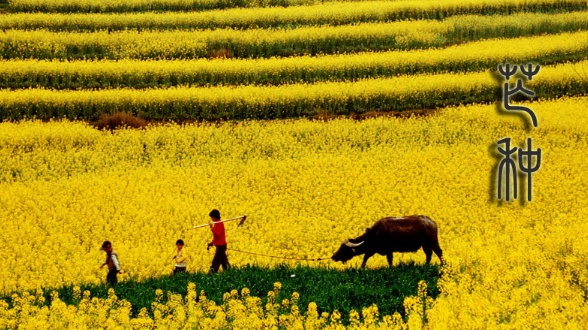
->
[1, 60, 587, 121]
[0, 263, 441, 324]
[1, 0, 585, 31]
[0, 31, 586, 89]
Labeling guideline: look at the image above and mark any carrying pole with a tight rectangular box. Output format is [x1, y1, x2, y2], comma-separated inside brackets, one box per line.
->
[192, 215, 247, 229]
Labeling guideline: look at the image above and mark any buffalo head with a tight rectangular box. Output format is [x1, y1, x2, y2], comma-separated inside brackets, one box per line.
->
[331, 239, 364, 263]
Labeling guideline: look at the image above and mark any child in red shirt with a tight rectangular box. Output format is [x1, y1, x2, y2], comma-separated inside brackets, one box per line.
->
[208, 209, 230, 272]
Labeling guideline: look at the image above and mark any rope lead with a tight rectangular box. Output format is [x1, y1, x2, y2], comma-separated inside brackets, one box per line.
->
[227, 248, 330, 261]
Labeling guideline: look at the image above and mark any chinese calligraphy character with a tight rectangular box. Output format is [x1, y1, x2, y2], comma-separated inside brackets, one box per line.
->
[518, 138, 542, 202]
[498, 63, 540, 127]
[495, 63, 543, 202]
[496, 137, 542, 202]
[497, 137, 518, 201]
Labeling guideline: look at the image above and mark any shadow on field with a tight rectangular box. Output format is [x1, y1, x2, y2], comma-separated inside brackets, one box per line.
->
[93, 112, 148, 131]
[1, 263, 440, 324]
[316, 109, 439, 122]
[87, 109, 441, 131]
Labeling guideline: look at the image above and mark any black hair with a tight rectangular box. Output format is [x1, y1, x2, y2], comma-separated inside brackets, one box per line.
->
[209, 209, 220, 219]
[176, 239, 184, 245]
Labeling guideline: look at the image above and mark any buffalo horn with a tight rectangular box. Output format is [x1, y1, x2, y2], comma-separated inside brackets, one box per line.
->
[344, 240, 364, 248]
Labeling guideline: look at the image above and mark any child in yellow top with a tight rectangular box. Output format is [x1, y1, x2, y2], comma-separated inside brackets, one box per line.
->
[172, 239, 187, 275]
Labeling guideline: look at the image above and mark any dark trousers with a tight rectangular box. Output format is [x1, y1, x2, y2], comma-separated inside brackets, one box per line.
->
[173, 266, 186, 275]
[107, 268, 118, 285]
[210, 244, 230, 273]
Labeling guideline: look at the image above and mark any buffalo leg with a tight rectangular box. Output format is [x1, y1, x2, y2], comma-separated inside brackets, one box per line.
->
[386, 252, 393, 267]
[361, 252, 375, 268]
[423, 246, 432, 264]
[433, 245, 444, 265]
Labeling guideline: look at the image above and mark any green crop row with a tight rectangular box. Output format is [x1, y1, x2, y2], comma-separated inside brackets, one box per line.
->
[8, 0, 585, 14]
[1, 31, 586, 90]
[1, 61, 586, 121]
[7, 0, 324, 13]
[1, 0, 586, 31]
[1, 11, 587, 60]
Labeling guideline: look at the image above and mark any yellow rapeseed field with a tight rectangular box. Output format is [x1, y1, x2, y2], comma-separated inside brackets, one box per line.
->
[2, 0, 588, 326]
[7, 0, 583, 14]
[2, 11, 588, 59]
[2, 0, 585, 30]
[1, 59, 586, 119]
[1, 96, 587, 328]
[1, 30, 586, 88]
[0, 282, 435, 329]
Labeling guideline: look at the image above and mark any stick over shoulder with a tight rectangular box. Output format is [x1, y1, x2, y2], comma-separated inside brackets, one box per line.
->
[192, 215, 247, 229]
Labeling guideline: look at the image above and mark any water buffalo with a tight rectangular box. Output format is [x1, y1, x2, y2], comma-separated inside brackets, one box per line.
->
[331, 215, 443, 268]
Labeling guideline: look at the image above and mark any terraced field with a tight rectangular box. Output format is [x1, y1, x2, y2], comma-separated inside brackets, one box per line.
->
[0, 0, 587, 121]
